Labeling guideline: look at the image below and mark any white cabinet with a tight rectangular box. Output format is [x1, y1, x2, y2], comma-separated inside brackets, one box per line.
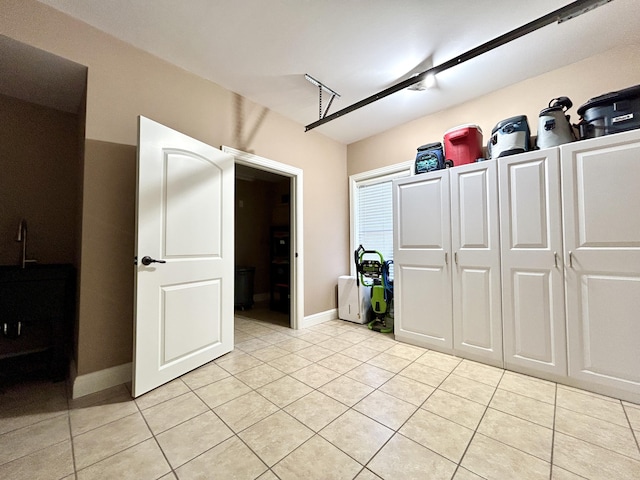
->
[561, 130, 640, 400]
[393, 170, 452, 351]
[338, 275, 370, 324]
[498, 148, 567, 376]
[450, 161, 503, 366]
[393, 130, 640, 402]
[393, 161, 502, 365]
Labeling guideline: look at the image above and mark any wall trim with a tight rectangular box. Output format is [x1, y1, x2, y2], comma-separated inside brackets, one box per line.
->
[72, 362, 132, 399]
[222, 146, 304, 331]
[301, 308, 338, 329]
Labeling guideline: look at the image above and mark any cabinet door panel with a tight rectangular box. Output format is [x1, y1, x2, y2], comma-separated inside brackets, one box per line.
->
[397, 265, 451, 346]
[510, 270, 554, 364]
[499, 149, 566, 375]
[451, 161, 502, 364]
[458, 267, 493, 349]
[394, 171, 452, 350]
[561, 130, 640, 395]
[576, 274, 640, 383]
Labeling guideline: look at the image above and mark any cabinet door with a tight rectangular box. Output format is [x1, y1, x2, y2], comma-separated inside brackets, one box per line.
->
[499, 148, 566, 376]
[393, 171, 452, 351]
[450, 160, 503, 366]
[561, 130, 640, 397]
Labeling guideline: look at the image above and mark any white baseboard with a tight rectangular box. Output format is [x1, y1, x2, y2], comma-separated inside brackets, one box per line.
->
[72, 362, 132, 399]
[70, 308, 337, 398]
[301, 308, 338, 329]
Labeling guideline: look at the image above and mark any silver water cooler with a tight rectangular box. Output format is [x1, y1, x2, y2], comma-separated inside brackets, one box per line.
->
[338, 275, 370, 324]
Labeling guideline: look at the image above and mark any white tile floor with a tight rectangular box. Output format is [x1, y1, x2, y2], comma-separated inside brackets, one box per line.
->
[1, 315, 639, 480]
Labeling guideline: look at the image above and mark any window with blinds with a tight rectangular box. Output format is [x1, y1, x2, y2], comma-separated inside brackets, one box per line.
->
[356, 180, 394, 263]
[350, 162, 411, 278]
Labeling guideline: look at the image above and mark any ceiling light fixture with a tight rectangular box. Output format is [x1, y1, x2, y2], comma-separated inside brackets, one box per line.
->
[305, 0, 614, 132]
[407, 72, 437, 91]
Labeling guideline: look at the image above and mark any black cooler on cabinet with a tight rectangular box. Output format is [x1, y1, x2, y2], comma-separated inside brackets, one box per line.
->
[577, 84, 640, 139]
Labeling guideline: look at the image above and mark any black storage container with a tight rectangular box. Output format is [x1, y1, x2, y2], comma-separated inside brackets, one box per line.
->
[234, 266, 255, 310]
[577, 84, 640, 139]
[414, 142, 451, 174]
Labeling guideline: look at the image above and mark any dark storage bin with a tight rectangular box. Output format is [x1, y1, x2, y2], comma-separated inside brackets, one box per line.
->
[414, 142, 450, 174]
[234, 266, 255, 310]
[577, 84, 640, 139]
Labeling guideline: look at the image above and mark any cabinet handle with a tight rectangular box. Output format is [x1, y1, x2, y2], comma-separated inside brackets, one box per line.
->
[568, 251, 573, 268]
[554, 251, 558, 268]
[445, 252, 448, 265]
[454, 252, 458, 265]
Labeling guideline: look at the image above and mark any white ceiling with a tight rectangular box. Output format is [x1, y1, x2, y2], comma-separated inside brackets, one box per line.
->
[32, 0, 640, 144]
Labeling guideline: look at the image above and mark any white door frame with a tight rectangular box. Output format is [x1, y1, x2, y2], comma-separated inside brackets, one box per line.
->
[222, 146, 304, 330]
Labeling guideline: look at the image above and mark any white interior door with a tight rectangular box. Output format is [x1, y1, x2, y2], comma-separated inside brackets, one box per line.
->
[450, 160, 503, 366]
[133, 116, 234, 398]
[393, 171, 452, 351]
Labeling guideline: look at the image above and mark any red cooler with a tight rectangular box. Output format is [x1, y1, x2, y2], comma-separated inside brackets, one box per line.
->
[443, 124, 484, 167]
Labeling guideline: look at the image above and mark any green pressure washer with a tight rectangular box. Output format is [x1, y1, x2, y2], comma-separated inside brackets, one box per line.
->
[354, 245, 394, 333]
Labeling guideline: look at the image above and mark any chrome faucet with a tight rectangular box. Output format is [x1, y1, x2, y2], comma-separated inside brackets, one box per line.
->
[15, 219, 36, 268]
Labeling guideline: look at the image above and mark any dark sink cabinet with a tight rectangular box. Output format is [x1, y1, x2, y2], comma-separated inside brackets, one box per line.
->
[0, 264, 76, 382]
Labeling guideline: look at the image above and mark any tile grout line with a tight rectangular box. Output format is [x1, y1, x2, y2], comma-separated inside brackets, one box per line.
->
[362, 363, 459, 477]
[553, 394, 640, 464]
[131, 394, 178, 479]
[548, 381, 558, 480]
[622, 402, 640, 455]
[65, 380, 80, 479]
[185, 375, 274, 478]
[447, 368, 505, 480]
[71, 406, 165, 476]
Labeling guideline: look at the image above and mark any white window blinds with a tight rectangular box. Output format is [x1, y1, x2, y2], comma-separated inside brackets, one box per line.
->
[356, 180, 394, 263]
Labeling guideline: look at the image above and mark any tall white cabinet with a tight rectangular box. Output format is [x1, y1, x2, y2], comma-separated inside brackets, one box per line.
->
[499, 148, 567, 376]
[393, 161, 503, 366]
[561, 131, 640, 399]
[393, 129, 640, 402]
[450, 161, 503, 366]
[393, 170, 452, 351]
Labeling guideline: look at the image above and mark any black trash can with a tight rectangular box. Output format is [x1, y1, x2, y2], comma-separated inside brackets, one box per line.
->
[234, 266, 255, 310]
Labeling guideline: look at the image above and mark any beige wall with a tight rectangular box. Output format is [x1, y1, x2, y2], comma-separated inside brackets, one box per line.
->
[0, 94, 80, 266]
[348, 44, 640, 175]
[2, 0, 349, 375]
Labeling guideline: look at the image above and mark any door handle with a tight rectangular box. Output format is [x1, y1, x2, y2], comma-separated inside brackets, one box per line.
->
[141, 256, 166, 266]
[568, 251, 573, 268]
[445, 252, 448, 265]
[554, 251, 558, 268]
[454, 252, 458, 266]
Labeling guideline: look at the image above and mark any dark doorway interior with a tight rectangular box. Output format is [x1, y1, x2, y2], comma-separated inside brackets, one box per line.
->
[234, 164, 291, 327]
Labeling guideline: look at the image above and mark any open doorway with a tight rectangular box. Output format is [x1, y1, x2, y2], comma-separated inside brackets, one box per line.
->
[234, 164, 290, 327]
[223, 146, 304, 330]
